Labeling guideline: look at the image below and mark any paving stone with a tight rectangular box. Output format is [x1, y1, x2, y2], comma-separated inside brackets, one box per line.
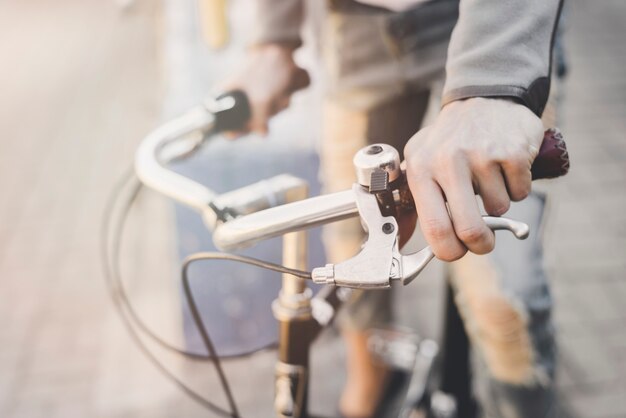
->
[559, 333, 621, 386]
[566, 385, 626, 418]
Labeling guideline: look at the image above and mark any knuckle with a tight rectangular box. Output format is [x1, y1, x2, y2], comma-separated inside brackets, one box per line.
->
[473, 238, 495, 255]
[510, 184, 531, 201]
[433, 245, 467, 262]
[485, 199, 511, 217]
[405, 158, 431, 180]
[472, 157, 493, 173]
[513, 154, 531, 168]
[457, 224, 491, 247]
[404, 129, 429, 156]
[405, 154, 428, 173]
[441, 147, 464, 166]
[407, 171, 432, 188]
[422, 217, 453, 241]
[504, 153, 529, 170]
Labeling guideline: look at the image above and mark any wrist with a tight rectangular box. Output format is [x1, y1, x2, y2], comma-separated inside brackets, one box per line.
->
[441, 96, 531, 116]
[249, 42, 299, 56]
[435, 96, 543, 140]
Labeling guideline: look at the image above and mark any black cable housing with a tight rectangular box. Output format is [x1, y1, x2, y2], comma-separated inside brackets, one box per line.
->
[101, 167, 311, 417]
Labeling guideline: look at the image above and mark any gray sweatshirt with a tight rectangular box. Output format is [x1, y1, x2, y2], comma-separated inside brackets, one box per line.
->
[252, 0, 563, 117]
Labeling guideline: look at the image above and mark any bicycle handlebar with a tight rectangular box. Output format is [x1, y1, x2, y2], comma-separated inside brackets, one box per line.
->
[135, 91, 570, 251]
[135, 105, 216, 212]
[212, 129, 570, 251]
[213, 190, 359, 250]
[135, 90, 324, 232]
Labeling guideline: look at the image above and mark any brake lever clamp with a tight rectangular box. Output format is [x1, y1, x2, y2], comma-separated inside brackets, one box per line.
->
[312, 184, 400, 288]
[311, 144, 531, 289]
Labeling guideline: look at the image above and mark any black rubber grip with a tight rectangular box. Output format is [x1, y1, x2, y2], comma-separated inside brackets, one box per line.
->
[212, 90, 251, 132]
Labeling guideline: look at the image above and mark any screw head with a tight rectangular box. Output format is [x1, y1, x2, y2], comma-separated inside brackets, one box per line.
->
[366, 145, 383, 155]
[382, 223, 395, 234]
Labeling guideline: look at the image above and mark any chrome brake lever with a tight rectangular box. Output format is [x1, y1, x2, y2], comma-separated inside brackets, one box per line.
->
[394, 215, 529, 286]
[311, 143, 531, 289]
[312, 185, 399, 288]
[312, 184, 530, 289]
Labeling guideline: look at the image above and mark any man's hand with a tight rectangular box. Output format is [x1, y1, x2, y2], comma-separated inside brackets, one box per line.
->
[403, 97, 544, 261]
[222, 44, 309, 135]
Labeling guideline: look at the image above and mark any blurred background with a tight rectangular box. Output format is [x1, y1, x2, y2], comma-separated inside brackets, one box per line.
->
[0, 0, 624, 417]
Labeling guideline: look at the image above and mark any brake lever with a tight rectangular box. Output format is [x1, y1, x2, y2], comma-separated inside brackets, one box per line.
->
[396, 213, 529, 286]
[311, 133, 569, 289]
[311, 185, 529, 289]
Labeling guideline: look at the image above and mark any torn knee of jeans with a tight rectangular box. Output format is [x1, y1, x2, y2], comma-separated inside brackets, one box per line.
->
[460, 292, 550, 386]
[452, 255, 551, 387]
[472, 294, 532, 383]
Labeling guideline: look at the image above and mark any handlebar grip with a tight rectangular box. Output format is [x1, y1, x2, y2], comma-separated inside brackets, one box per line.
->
[531, 128, 570, 180]
[210, 90, 251, 132]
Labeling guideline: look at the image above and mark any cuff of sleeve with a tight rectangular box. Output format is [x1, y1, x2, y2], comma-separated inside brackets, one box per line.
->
[252, 0, 304, 48]
[252, 28, 302, 48]
[441, 77, 550, 117]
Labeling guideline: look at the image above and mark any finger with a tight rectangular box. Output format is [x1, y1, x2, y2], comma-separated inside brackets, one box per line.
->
[501, 156, 532, 201]
[441, 164, 495, 254]
[249, 105, 271, 135]
[397, 209, 417, 249]
[475, 164, 511, 216]
[287, 68, 310, 94]
[409, 176, 466, 261]
[272, 95, 291, 115]
[223, 130, 245, 140]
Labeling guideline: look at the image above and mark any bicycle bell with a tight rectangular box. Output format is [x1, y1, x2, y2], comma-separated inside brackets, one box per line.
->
[353, 143, 401, 189]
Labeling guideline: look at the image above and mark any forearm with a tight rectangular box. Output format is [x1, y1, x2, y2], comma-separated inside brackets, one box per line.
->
[252, 0, 304, 48]
[442, 0, 564, 116]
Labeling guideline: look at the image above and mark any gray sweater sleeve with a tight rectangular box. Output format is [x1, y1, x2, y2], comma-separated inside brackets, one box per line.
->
[252, 0, 304, 47]
[442, 0, 564, 116]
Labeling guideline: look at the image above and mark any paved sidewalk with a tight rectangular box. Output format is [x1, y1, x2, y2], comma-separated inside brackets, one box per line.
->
[0, 0, 624, 417]
[544, 1, 626, 415]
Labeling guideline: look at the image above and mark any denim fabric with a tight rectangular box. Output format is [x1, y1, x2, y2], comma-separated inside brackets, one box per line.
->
[453, 193, 557, 418]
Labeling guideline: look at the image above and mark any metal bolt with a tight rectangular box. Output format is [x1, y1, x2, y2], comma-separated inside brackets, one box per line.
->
[382, 223, 395, 234]
[366, 145, 383, 155]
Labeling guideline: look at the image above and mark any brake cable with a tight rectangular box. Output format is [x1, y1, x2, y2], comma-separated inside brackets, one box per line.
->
[101, 167, 312, 417]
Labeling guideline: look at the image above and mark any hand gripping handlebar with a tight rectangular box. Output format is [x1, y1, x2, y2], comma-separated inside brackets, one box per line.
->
[135, 92, 570, 288]
[311, 144, 535, 288]
[211, 128, 569, 254]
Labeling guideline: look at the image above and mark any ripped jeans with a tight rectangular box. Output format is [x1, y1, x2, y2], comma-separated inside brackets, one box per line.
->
[319, 3, 559, 417]
[451, 193, 556, 418]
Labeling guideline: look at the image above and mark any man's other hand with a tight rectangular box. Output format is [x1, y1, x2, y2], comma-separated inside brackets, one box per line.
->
[222, 44, 309, 136]
[404, 97, 544, 261]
